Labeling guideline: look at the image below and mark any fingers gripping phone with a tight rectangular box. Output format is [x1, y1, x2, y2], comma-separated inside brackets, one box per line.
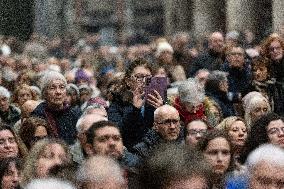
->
[144, 77, 167, 102]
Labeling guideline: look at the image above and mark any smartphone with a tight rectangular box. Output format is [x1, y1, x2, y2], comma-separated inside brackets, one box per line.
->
[144, 77, 167, 102]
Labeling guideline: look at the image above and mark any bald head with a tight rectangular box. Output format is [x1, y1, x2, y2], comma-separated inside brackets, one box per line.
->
[208, 32, 224, 53]
[154, 105, 179, 122]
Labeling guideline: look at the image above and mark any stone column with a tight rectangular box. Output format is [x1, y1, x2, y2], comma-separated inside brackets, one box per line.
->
[192, 0, 225, 39]
[163, 0, 175, 36]
[272, 0, 284, 33]
[226, 0, 257, 32]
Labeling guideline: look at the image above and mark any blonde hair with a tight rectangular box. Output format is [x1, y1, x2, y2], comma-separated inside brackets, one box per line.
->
[216, 116, 247, 133]
[21, 138, 72, 186]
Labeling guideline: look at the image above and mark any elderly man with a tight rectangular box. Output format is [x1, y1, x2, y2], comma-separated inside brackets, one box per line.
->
[190, 32, 225, 76]
[0, 86, 20, 125]
[132, 105, 182, 159]
[32, 71, 81, 145]
[227, 144, 284, 189]
[77, 156, 127, 189]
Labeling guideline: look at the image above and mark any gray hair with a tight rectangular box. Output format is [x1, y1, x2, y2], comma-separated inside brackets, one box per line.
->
[77, 155, 125, 184]
[178, 78, 205, 106]
[208, 70, 228, 82]
[0, 86, 10, 99]
[25, 178, 75, 189]
[246, 144, 284, 172]
[40, 71, 67, 92]
[76, 113, 108, 133]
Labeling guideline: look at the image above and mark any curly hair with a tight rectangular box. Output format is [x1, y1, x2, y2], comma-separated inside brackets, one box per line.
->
[12, 84, 38, 107]
[260, 34, 284, 60]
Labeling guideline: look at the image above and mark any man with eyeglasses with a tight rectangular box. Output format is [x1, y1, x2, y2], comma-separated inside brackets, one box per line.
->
[132, 105, 182, 159]
[185, 120, 208, 148]
[221, 46, 252, 103]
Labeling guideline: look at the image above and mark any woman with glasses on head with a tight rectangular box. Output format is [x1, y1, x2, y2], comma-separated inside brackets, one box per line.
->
[107, 59, 164, 149]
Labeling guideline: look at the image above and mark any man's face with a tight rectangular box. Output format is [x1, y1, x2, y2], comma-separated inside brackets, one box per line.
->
[45, 79, 66, 108]
[0, 130, 19, 159]
[154, 109, 180, 141]
[250, 161, 284, 189]
[227, 47, 245, 68]
[92, 126, 123, 159]
[186, 121, 207, 147]
[0, 96, 9, 112]
[209, 33, 224, 53]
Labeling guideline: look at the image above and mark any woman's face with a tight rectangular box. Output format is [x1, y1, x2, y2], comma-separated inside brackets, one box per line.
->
[31, 126, 48, 146]
[0, 130, 19, 159]
[269, 40, 283, 61]
[267, 119, 284, 148]
[18, 88, 32, 106]
[1, 162, 20, 189]
[36, 143, 67, 178]
[228, 121, 248, 147]
[253, 66, 268, 82]
[129, 66, 151, 91]
[250, 101, 269, 123]
[203, 137, 231, 175]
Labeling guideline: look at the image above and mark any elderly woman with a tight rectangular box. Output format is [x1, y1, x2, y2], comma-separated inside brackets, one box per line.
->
[243, 93, 271, 128]
[205, 71, 235, 118]
[31, 71, 81, 145]
[21, 138, 73, 187]
[0, 86, 21, 126]
[216, 116, 248, 169]
[173, 78, 206, 125]
[261, 34, 284, 115]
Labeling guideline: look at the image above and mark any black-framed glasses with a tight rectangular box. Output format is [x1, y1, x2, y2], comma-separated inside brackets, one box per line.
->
[267, 127, 284, 135]
[132, 74, 152, 82]
[156, 119, 180, 126]
[187, 129, 207, 136]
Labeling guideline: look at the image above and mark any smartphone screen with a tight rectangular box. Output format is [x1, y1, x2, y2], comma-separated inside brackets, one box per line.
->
[144, 77, 167, 102]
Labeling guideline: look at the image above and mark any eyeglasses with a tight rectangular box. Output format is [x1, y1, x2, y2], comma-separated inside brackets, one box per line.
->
[269, 46, 282, 52]
[187, 129, 207, 136]
[156, 119, 180, 126]
[267, 127, 284, 135]
[132, 74, 152, 82]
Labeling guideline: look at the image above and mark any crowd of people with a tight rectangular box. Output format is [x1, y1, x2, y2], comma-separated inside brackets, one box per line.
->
[0, 28, 284, 189]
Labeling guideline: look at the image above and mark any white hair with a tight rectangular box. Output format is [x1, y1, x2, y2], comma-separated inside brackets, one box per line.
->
[0, 86, 10, 99]
[178, 78, 205, 106]
[77, 156, 125, 184]
[244, 95, 271, 127]
[25, 178, 75, 189]
[40, 70, 67, 92]
[246, 144, 284, 172]
[76, 113, 107, 133]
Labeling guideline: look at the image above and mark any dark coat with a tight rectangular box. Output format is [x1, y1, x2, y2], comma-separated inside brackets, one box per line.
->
[0, 105, 20, 126]
[31, 102, 81, 145]
[206, 91, 235, 118]
[131, 129, 184, 160]
[190, 49, 225, 76]
[108, 98, 154, 150]
[221, 61, 252, 101]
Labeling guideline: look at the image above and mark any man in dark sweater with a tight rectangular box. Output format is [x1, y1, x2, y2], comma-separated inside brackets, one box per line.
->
[32, 71, 81, 145]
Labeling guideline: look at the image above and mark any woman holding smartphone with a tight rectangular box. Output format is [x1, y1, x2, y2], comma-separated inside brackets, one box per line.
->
[107, 59, 164, 149]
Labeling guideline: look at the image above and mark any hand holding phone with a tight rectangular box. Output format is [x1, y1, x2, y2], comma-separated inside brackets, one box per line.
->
[144, 77, 167, 108]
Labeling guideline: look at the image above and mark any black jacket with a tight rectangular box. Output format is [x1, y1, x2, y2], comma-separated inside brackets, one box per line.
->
[32, 102, 81, 145]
